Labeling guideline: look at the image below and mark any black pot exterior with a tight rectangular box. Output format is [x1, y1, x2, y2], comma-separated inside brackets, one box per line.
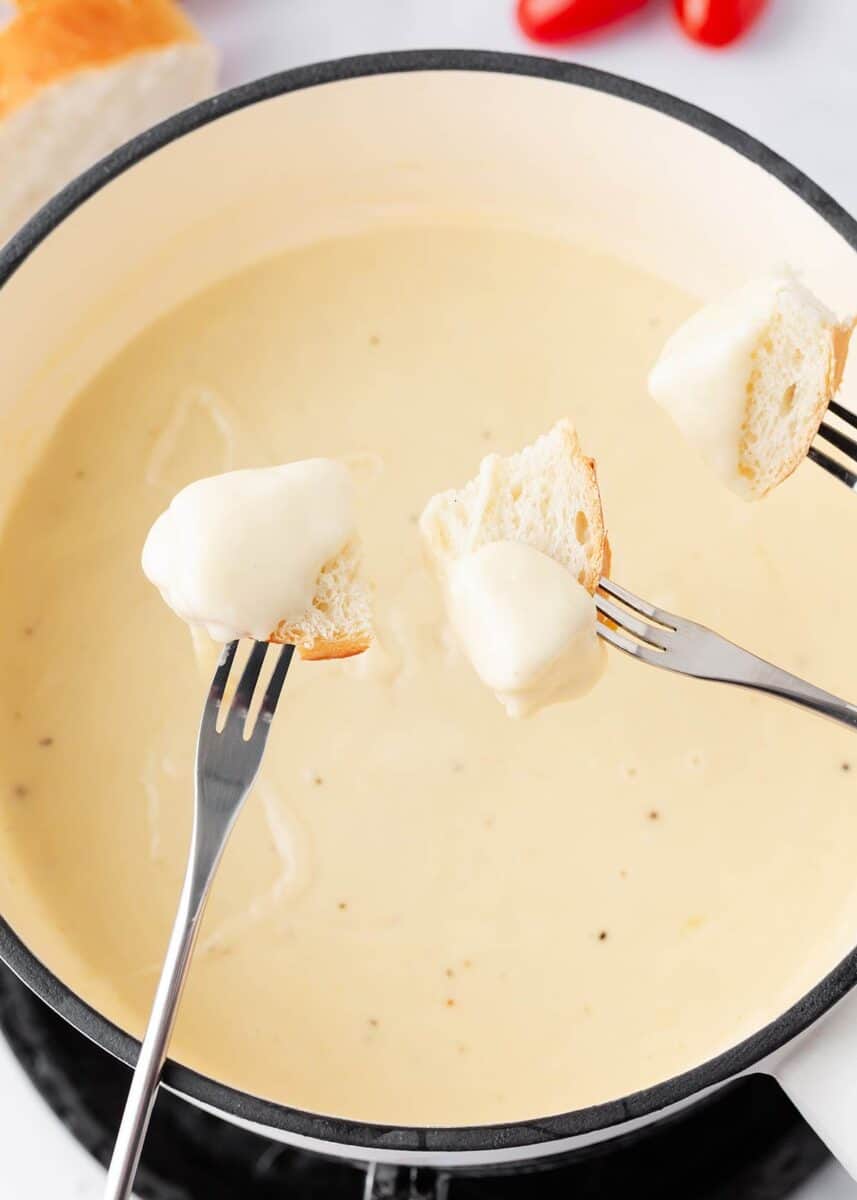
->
[1, 49, 857, 1158]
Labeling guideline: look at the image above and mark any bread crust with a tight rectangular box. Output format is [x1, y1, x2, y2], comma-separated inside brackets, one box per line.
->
[0, 0, 202, 119]
[269, 610, 372, 661]
[281, 635, 372, 661]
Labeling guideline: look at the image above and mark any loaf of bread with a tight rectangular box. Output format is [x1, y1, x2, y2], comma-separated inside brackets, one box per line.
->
[0, 0, 217, 245]
[420, 418, 608, 594]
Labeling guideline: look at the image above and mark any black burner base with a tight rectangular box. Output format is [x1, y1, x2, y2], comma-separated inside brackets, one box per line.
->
[0, 962, 829, 1198]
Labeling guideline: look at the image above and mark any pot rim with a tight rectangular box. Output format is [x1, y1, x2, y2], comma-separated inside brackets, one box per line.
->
[1, 48, 856, 1155]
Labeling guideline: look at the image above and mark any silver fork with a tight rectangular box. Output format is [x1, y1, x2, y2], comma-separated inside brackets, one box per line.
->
[596, 579, 857, 730]
[104, 639, 294, 1200]
[808, 400, 857, 490]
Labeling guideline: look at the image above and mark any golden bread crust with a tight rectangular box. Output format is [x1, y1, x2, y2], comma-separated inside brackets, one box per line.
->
[291, 636, 372, 661]
[0, 0, 202, 119]
[269, 619, 370, 661]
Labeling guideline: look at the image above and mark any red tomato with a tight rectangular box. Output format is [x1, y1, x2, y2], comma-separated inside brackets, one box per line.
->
[673, 0, 769, 47]
[517, 0, 649, 43]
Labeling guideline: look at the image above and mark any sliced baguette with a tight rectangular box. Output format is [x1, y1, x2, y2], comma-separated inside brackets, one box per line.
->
[419, 419, 608, 593]
[0, 0, 217, 245]
[271, 539, 372, 661]
[739, 280, 854, 496]
[649, 272, 854, 500]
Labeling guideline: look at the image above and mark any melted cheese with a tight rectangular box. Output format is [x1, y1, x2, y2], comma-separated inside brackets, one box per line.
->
[142, 460, 354, 642]
[648, 274, 783, 493]
[447, 541, 604, 718]
[1, 228, 857, 1127]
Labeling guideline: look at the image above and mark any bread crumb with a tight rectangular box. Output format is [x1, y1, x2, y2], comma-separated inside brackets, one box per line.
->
[12, 784, 29, 799]
[445, 998, 455, 1007]
[841, 762, 851, 773]
[647, 809, 660, 821]
[598, 930, 608, 942]
[337, 901, 348, 911]
[38, 737, 54, 748]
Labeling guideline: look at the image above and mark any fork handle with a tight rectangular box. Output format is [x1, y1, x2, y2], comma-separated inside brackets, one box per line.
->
[732, 655, 857, 731]
[104, 806, 234, 1200]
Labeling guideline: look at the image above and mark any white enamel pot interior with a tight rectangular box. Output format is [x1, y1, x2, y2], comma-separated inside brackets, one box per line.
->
[2, 50, 857, 1176]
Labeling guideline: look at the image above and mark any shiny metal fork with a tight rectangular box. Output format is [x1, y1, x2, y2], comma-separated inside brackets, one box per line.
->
[597, 579, 857, 730]
[808, 400, 857, 490]
[105, 639, 294, 1200]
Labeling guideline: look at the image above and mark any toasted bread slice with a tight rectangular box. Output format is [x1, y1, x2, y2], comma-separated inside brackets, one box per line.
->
[650, 273, 854, 500]
[419, 419, 608, 594]
[0, 0, 216, 244]
[272, 539, 372, 661]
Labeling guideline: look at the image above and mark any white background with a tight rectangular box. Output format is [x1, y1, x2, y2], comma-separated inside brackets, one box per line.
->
[4, 1, 857, 1196]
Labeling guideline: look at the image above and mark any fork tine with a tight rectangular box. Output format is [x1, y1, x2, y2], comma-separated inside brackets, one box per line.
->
[597, 619, 660, 664]
[828, 399, 857, 432]
[210, 640, 239, 707]
[230, 640, 269, 718]
[596, 597, 669, 650]
[816, 419, 857, 463]
[808, 444, 857, 489]
[256, 643, 294, 730]
[597, 578, 678, 631]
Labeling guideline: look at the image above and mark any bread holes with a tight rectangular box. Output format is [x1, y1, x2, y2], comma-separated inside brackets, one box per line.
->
[780, 383, 797, 417]
[575, 511, 589, 546]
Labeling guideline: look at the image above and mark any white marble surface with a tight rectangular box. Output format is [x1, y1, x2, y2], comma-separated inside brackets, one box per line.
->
[4, 2, 857, 1196]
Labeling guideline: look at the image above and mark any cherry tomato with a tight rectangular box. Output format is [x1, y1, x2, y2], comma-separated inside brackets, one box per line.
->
[516, 0, 649, 43]
[673, 0, 769, 47]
